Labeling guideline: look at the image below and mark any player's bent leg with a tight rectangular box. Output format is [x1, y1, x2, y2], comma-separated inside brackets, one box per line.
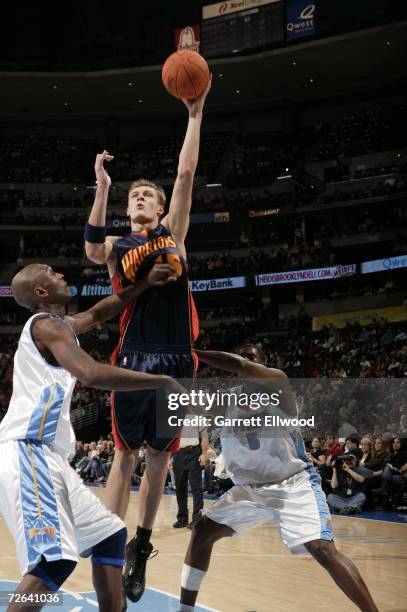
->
[8, 559, 76, 612]
[91, 527, 127, 612]
[104, 448, 139, 519]
[124, 445, 169, 603]
[180, 516, 235, 609]
[305, 539, 379, 612]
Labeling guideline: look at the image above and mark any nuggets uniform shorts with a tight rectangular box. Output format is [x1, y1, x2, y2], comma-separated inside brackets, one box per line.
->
[204, 468, 333, 554]
[112, 342, 196, 452]
[0, 440, 125, 575]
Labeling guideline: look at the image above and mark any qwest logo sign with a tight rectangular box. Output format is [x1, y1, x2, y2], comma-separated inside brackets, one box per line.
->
[361, 254, 407, 275]
[286, 1, 315, 40]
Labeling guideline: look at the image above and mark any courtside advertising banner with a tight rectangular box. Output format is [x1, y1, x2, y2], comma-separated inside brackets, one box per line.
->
[361, 254, 407, 274]
[255, 264, 356, 286]
[203, 0, 280, 20]
[107, 212, 229, 228]
[286, 0, 316, 40]
[248, 208, 281, 217]
[174, 24, 201, 52]
[0, 286, 12, 297]
[190, 276, 246, 292]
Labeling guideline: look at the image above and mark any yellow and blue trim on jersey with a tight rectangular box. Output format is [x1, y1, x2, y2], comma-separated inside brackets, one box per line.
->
[290, 432, 333, 542]
[18, 440, 63, 565]
[26, 383, 65, 443]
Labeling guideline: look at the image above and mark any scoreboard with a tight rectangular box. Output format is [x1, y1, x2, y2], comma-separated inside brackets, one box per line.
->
[201, 2, 285, 58]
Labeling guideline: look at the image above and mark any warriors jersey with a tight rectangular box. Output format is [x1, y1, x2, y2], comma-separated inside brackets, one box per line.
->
[112, 223, 199, 350]
[0, 313, 77, 458]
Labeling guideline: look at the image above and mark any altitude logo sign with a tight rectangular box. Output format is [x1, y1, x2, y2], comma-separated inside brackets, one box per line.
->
[286, 0, 316, 40]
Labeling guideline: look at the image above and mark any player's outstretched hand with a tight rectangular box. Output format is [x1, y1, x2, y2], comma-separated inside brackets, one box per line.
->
[162, 376, 187, 397]
[182, 75, 212, 117]
[95, 150, 114, 189]
[147, 263, 178, 286]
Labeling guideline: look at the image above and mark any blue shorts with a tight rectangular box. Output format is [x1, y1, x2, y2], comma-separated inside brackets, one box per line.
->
[111, 342, 195, 451]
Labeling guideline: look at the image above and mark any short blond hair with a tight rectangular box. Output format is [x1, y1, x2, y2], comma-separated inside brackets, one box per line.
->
[129, 179, 166, 207]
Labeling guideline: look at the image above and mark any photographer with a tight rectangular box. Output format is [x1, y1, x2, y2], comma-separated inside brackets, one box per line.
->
[327, 454, 366, 514]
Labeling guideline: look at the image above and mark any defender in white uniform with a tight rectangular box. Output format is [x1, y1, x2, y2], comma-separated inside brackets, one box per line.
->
[0, 262, 182, 612]
[178, 346, 379, 612]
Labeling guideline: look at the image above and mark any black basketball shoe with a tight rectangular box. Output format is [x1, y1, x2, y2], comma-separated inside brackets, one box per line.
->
[123, 536, 158, 602]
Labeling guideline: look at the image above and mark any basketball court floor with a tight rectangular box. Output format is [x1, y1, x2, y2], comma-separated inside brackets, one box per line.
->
[0, 488, 406, 611]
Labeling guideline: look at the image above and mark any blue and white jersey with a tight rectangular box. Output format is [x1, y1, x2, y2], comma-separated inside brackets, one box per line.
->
[0, 313, 77, 458]
[221, 397, 308, 486]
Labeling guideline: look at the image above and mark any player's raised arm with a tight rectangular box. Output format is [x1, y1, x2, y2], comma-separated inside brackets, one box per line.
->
[195, 348, 286, 380]
[84, 150, 117, 264]
[34, 316, 184, 395]
[196, 348, 296, 416]
[67, 263, 177, 335]
[161, 78, 211, 249]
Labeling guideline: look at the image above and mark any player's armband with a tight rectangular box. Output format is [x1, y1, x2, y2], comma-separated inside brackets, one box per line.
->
[84, 223, 106, 244]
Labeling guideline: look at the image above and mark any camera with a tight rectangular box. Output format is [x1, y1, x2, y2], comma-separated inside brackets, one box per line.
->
[334, 453, 357, 470]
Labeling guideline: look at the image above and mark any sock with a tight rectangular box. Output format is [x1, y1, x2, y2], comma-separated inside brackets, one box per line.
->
[179, 605, 194, 611]
[136, 525, 152, 550]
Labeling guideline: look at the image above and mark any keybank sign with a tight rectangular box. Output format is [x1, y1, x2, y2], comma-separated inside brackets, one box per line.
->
[79, 278, 246, 296]
[361, 254, 407, 275]
[190, 276, 246, 292]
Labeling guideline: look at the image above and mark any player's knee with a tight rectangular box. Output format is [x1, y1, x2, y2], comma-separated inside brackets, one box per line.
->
[306, 540, 335, 565]
[145, 446, 169, 469]
[113, 449, 138, 477]
[29, 557, 77, 591]
[192, 516, 222, 544]
[91, 526, 127, 568]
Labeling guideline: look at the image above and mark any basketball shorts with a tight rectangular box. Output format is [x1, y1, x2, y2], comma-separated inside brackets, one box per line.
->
[112, 342, 196, 452]
[204, 468, 333, 554]
[0, 440, 125, 575]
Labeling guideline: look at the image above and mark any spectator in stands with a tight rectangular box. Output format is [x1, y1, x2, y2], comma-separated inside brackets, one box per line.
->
[78, 441, 97, 479]
[359, 437, 372, 467]
[382, 431, 394, 453]
[325, 433, 343, 460]
[373, 436, 407, 499]
[70, 440, 85, 468]
[89, 441, 109, 481]
[306, 437, 326, 474]
[98, 441, 116, 482]
[363, 436, 393, 508]
[345, 435, 363, 461]
[75, 442, 90, 473]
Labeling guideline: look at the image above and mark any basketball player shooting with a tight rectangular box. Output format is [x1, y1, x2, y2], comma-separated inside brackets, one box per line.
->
[84, 79, 211, 604]
[0, 262, 184, 612]
[178, 346, 378, 612]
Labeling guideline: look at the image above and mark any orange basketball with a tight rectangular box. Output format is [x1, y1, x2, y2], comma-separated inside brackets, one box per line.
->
[162, 50, 210, 100]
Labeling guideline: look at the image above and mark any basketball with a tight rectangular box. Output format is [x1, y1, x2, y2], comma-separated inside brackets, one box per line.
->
[162, 50, 210, 100]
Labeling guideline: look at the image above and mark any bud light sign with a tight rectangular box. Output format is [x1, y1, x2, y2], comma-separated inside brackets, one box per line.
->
[175, 24, 201, 52]
[286, 1, 315, 40]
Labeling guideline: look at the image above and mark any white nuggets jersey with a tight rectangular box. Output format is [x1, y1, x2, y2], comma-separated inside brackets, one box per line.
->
[0, 312, 77, 458]
[221, 405, 308, 485]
